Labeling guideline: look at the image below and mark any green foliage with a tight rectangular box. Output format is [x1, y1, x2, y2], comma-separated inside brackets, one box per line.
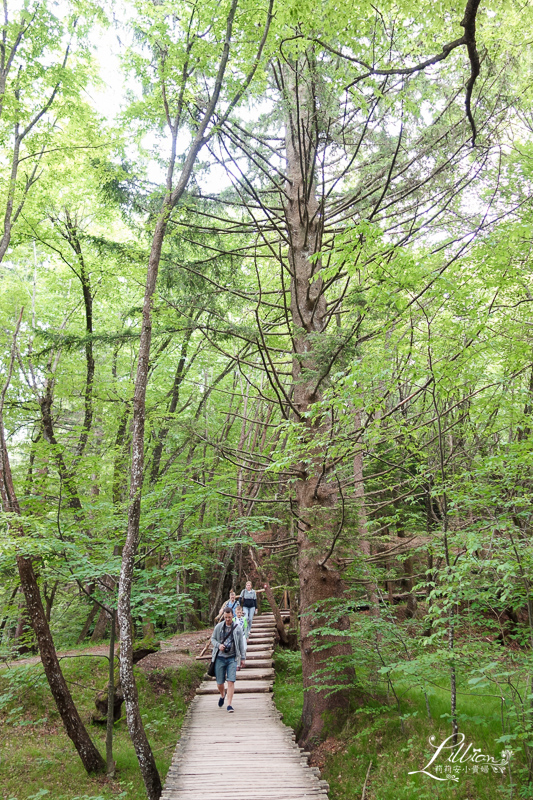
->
[273, 645, 518, 799]
[0, 658, 204, 800]
[3, 0, 533, 794]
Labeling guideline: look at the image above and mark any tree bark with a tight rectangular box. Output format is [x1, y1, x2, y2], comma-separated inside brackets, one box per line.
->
[0, 311, 105, 774]
[77, 602, 100, 644]
[117, 5, 273, 794]
[91, 607, 109, 642]
[281, 59, 354, 748]
[15, 554, 106, 772]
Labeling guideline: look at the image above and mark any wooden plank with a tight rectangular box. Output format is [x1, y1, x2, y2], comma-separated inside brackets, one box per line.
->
[162, 621, 328, 800]
[196, 680, 273, 694]
[247, 638, 275, 644]
[236, 669, 275, 679]
[245, 652, 274, 658]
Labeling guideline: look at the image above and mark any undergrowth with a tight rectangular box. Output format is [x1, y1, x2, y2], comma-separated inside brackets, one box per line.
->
[0, 655, 204, 800]
[273, 648, 520, 800]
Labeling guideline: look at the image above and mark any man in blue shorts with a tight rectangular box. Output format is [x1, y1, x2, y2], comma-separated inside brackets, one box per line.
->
[210, 606, 246, 712]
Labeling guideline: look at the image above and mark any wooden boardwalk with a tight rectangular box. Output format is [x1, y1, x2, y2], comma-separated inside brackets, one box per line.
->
[161, 613, 329, 800]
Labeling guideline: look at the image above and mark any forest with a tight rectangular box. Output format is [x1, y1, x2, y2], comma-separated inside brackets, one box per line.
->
[1, 0, 533, 798]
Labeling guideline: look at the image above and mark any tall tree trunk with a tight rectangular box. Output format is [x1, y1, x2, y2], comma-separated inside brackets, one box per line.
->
[116, 5, 272, 794]
[281, 59, 353, 748]
[15, 555, 106, 772]
[0, 316, 105, 773]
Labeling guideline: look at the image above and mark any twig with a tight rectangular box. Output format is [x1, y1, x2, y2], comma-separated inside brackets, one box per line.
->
[361, 760, 373, 800]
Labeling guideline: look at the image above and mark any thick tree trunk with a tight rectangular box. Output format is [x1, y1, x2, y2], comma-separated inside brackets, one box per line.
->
[282, 60, 353, 749]
[297, 547, 352, 745]
[6, 522, 105, 772]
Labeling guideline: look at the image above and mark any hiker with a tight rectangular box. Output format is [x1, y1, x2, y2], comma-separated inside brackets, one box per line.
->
[234, 604, 248, 656]
[239, 580, 257, 638]
[216, 589, 239, 621]
[210, 605, 246, 713]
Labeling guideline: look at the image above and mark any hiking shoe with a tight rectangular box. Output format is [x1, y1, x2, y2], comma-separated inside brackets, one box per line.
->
[227, 705, 234, 713]
[218, 695, 225, 707]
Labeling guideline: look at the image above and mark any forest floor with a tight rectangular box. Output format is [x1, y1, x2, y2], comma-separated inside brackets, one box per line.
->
[273, 649, 518, 800]
[137, 629, 211, 672]
[0, 630, 211, 800]
[0, 629, 211, 672]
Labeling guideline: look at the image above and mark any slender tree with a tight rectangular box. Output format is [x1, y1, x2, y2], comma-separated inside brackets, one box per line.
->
[117, 2, 273, 795]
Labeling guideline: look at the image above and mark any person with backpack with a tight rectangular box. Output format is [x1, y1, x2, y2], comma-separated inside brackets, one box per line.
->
[239, 581, 257, 638]
[210, 606, 246, 712]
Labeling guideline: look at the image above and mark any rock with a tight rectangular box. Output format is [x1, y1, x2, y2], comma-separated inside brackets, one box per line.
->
[92, 685, 124, 724]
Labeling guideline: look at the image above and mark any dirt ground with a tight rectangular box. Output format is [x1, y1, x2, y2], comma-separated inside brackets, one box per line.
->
[0, 629, 212, 672]
[138, 629, 211, 672]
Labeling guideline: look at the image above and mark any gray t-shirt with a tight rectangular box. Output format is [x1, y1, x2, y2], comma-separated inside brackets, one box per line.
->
[219, 623, 236, 658]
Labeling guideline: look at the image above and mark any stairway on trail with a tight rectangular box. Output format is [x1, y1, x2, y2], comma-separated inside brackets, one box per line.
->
[161, 612, 330, 800]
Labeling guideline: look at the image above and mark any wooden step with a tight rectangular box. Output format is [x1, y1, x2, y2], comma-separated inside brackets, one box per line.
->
[245, 651, 274, 659]
[241, 659, 273, 669]
[247, 638, 275, 645]
[197, 680, 273, 694]
[204, 668, 274, 681]
[237, 668, 274, 680]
